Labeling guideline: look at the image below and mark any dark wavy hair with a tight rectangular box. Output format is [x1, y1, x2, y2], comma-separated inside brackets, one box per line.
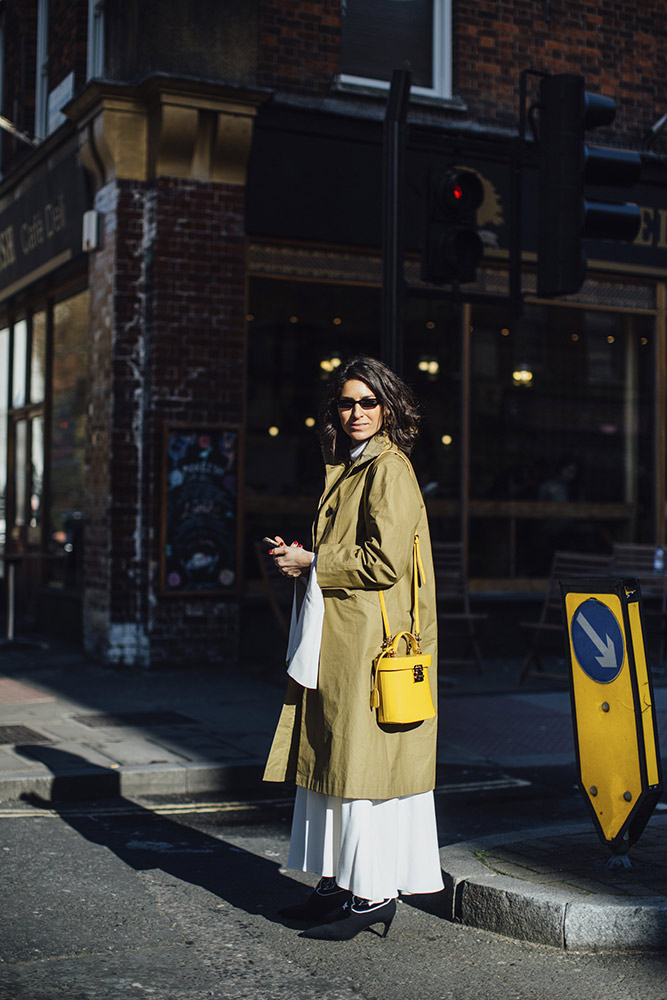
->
[319, 355, 420, 463]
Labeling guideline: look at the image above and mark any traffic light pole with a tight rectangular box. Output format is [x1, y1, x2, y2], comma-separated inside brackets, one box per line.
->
[382, 68, 411, 376]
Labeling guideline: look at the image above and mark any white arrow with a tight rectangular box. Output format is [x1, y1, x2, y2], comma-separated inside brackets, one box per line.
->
[575, 610, 619, 671]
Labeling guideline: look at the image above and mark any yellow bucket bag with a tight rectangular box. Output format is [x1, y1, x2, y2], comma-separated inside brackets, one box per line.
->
[370, 534, 436, 725]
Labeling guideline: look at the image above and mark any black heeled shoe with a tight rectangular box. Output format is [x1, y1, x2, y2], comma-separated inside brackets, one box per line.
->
[300, 896, 396, 940]
[278, 877, 352, 921]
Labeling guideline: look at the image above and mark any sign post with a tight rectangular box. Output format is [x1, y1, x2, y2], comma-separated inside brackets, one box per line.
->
[561, 578, 662, 855]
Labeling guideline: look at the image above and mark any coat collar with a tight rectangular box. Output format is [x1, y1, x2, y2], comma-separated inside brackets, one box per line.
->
[325, 432, 395, 476]
[351, 431, 395, 467]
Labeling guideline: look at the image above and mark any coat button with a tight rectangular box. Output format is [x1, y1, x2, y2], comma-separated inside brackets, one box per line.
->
[326, 507, 335, 517]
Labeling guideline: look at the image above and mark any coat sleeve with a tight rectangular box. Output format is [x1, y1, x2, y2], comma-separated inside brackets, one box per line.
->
[315, 452, 422, 591]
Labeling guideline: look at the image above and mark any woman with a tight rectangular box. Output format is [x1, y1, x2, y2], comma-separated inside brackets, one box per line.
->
[263, 355, 442, 940]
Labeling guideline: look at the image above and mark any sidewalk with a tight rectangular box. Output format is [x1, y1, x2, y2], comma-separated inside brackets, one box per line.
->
[440, 816, 667, 951]
[0, 639, 584, 800]
[0, 638, 286, 801]
[2, 637, 667, 950]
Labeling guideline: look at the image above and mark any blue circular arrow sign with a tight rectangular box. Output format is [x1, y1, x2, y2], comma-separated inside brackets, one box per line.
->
[571, 598, 624, 683]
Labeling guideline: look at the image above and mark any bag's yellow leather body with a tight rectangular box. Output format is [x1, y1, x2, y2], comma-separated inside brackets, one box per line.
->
[372, 630, 435, 724]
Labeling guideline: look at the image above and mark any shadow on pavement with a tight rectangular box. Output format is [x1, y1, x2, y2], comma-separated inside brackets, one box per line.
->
[14, 745, 303, 926]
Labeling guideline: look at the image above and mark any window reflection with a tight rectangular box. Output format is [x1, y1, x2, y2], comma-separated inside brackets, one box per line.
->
[50, 291, 88, 582]
[245, 278, 381, 499]
[14, 419, 27, 527]
[341, 0, 434, 89]
[469, 303, 654, 578]
[30, 414, 44, 532]
[0, 328, 7, 549]
[244, 278, 464, 581]
[404, 299, 461, 509]
[12, 319, 27, 408]
[30, 310, 46, 403]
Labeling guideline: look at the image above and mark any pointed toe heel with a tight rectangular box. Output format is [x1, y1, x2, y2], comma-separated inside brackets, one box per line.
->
[300, 897, 396, 941]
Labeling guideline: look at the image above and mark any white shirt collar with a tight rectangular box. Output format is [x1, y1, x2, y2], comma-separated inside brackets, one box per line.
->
[349, 440, 369, 461]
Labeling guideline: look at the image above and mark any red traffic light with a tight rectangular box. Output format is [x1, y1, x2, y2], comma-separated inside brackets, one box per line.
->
[436, 170, 484, 213]
[422, 167, 485, 285]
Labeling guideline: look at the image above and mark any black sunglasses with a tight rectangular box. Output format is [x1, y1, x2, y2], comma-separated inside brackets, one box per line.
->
[337, 396, 380, 411]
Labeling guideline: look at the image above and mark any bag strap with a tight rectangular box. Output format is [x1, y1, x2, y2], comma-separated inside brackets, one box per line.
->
[378, 534, 424, 651]
[363, 447, 426, 651]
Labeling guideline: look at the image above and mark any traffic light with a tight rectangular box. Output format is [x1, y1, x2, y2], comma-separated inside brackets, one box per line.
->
[537, 73, 641, 297]
[421, 168, 484, 285]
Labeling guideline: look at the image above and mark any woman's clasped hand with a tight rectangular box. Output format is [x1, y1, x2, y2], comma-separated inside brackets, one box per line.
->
[264, 535, 314, 578]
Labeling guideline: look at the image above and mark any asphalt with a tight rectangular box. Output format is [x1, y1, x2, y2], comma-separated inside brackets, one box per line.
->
[3, 633, 667, 951]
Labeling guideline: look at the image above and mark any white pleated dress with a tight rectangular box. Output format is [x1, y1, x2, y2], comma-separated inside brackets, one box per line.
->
[285, 443, 444, 902]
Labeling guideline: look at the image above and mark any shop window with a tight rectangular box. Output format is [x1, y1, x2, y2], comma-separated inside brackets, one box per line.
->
[339, 0, 451, 99]
[468, 303, 654, 580]
[87, 0, 105, 79]
[244, 276, 463, 585]
[49, 290, 88, 585]
[7, 313, 46, 548]
[30, 310, 46, 403]
[30, 414, 44, 540]
[246, 278, 381, 497]
[13, 418, 27, 529]
[0, 294, 88, 583]
[0, 328, 7, 549]
[403, 296, 461, 517]
[11, 319, 27, 408]
[245, 277, 382, 579]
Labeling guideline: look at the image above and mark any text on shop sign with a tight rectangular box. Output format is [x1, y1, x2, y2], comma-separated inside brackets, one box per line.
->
[0, 195, 66, 273]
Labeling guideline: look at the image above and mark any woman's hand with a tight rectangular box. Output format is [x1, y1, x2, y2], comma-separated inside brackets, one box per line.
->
[269, 535, 315, 578]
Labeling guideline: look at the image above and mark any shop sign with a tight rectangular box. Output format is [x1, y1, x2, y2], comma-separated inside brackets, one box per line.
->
[0, 149, 89, 295]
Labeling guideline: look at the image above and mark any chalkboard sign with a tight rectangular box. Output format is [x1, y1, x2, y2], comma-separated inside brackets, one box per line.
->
[161, 426, 241, 594]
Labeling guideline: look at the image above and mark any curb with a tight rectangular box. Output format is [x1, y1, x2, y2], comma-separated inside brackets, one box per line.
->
[0, 761, 266, 802]
[439, 819, 667, 951]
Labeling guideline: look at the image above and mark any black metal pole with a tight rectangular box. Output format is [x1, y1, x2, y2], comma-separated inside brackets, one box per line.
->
[510, 70, 529, 317]
[382, 68, 411, 376]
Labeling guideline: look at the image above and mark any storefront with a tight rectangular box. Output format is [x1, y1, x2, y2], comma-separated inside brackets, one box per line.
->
[243, 106, 667, 593]
[0, 134, 90, 635]
[1, 96, 664, 660]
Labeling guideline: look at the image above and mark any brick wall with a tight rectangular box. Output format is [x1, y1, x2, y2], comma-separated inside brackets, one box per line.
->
[258, 0, 341, 95]
[145, 177, 246, 665]
[84, 175, 246, 667]
[455, 1, 667, 142]
[255, 0, 664, 145]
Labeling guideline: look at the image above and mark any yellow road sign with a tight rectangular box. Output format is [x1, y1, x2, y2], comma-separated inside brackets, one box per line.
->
[561, 578, 662, 852]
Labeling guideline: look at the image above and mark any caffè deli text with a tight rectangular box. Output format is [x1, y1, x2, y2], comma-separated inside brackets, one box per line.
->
[0, 194, 66, 274]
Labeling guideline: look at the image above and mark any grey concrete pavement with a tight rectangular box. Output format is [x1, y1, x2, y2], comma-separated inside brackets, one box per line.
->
[0, 641, 588, 802]
[2, 637, 667, 950]
[0, 641, 285, 801]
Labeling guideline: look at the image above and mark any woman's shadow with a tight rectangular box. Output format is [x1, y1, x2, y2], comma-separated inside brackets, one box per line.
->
[15, 744, 303, 925]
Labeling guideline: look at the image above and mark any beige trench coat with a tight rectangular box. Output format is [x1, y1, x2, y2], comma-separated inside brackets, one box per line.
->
[263, 432, 438, 800]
